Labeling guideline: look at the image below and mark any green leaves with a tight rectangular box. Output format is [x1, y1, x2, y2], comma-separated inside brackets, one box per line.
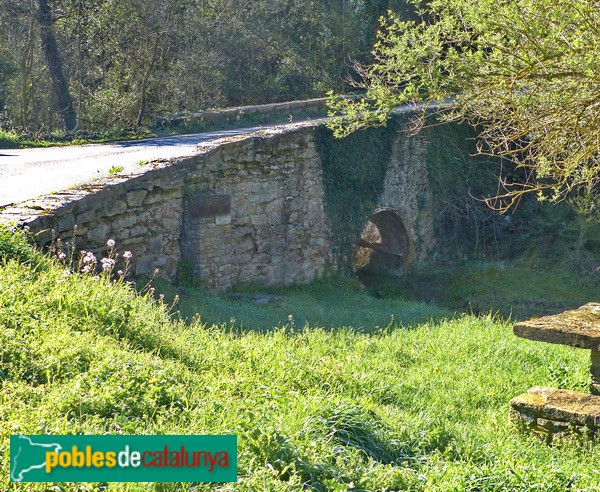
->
[330, 0, 600, 210]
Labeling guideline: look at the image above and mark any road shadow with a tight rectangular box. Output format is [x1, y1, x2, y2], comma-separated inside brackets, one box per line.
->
[112, 129, 256, 148]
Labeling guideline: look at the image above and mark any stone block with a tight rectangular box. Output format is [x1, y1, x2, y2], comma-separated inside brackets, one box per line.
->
[76, 210, 99, 225]
[156, 256, 169, 267]
[113, 215, 139, 230]
[244, 182, 263, 195]
[87, 223, 110, 244]
[71, 226, 88, 236]
[162, 218, 181, 231]
[57, 212, 76, 233]
[250, 214, 267, 226]
[104, 199, 127, 217]
[537, 418, 570, 432]
[121, 237, 144, 247]
[514, 303, 600, 350]
[135, 256, 154, 276]
[143, 193, 163, 205]
[129, 225, 148, 237]
[510, 387, 600, 430]
[126, 189, 147, 208]
[215, 214, 231, 226]
[149, 237, 163, 253]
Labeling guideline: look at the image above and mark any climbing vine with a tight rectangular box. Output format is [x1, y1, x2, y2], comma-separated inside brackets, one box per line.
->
[315, 115, 403, 271]
[423, 120, 504, 259]
[318, 112, 597, 272]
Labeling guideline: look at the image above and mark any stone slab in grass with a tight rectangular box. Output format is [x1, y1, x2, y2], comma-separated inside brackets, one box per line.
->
[514, 302, 600, 350]
[510, 387, 600, 441]
[511, 387, 600, 427]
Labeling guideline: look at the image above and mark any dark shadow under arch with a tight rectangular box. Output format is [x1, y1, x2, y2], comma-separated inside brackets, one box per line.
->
[354, 209, 411, 277]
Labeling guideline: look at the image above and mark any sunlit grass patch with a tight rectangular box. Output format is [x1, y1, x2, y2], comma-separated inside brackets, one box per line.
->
[1, 227, 600, 490]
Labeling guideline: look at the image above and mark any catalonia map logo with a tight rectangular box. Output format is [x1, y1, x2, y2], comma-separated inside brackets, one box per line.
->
[10, 435, 237, 483]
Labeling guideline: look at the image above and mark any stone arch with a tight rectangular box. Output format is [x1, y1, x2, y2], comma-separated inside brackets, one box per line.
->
[353, 208, 413, 277]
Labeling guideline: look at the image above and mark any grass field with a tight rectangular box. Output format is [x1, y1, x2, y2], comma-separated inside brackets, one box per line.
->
[358, 261, 600, 321]
[1, 227, 600, 491]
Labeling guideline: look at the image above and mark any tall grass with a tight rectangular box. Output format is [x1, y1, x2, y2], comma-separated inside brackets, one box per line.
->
[1, 227, 599, 491]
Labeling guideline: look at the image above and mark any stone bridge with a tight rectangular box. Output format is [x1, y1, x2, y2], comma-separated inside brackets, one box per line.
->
[0, 112, 473, 291]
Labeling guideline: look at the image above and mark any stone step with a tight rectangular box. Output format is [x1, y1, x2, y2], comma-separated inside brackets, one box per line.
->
[510, 387, 600, 441]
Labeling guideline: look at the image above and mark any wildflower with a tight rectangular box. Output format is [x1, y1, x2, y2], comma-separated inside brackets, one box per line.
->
[23, 225, 30, 232]
[82, 265, 92, 274]
[82, 252, 96, 264]
[123, 251, 132, 259]
[58, 252, 67, 260]
[106, 239, 116, 248]
[101, 258, 115, 271]
[117, 270, 124, 276]
[92, 276, 100, 281]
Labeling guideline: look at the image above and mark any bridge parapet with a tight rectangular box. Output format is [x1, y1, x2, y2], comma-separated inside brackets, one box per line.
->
[0, 121, 331, 291]
[1, 111, 475, 291]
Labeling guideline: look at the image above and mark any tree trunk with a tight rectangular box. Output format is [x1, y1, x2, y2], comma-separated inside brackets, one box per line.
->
[36, 0, 77, 131]
[136, 30, 162, 128]
[19, 16, 35, 129]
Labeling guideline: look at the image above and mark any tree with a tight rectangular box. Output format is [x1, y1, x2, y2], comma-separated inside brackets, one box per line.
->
[36, 0, 77, 130]
[328, 0, 600, 211]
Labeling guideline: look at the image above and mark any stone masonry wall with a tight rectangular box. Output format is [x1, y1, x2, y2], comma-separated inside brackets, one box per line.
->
[0, 122, 330, 292]
[378, 129, 435, 264]
[0, 115, 447, 292]
[180, 125, 329, 291]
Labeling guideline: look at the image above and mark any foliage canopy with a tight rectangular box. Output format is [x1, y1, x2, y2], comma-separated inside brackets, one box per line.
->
[0, 0, 406, 131]
[328, 0, 600, 210]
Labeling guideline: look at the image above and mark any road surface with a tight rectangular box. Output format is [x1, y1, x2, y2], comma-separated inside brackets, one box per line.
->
[0, 102, 445, 209]
[0, 127, 266, 208]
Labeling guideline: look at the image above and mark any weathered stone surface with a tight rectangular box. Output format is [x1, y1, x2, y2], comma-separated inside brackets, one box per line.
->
[591, 350, 600, 396]
[379, 131, 432, 265]
[514, 303, 600, 350]
[187, 194, 231, 218]
[214, 214, 231, 226]
[0, 115, 445, 292]
[125, 189, 147, 208]
[510, 387, 600, 429]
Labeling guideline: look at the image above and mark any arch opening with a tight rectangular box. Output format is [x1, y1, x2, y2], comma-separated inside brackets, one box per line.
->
[353, 210, 411, 277]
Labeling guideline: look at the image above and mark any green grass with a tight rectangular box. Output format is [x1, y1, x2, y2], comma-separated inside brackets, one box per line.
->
[152, 276, 449, 332]
[109, 165, 125, 175]
[2, 227, 600, 490]
[360, 261, 600, 321]
[0, 128, 158, 149]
